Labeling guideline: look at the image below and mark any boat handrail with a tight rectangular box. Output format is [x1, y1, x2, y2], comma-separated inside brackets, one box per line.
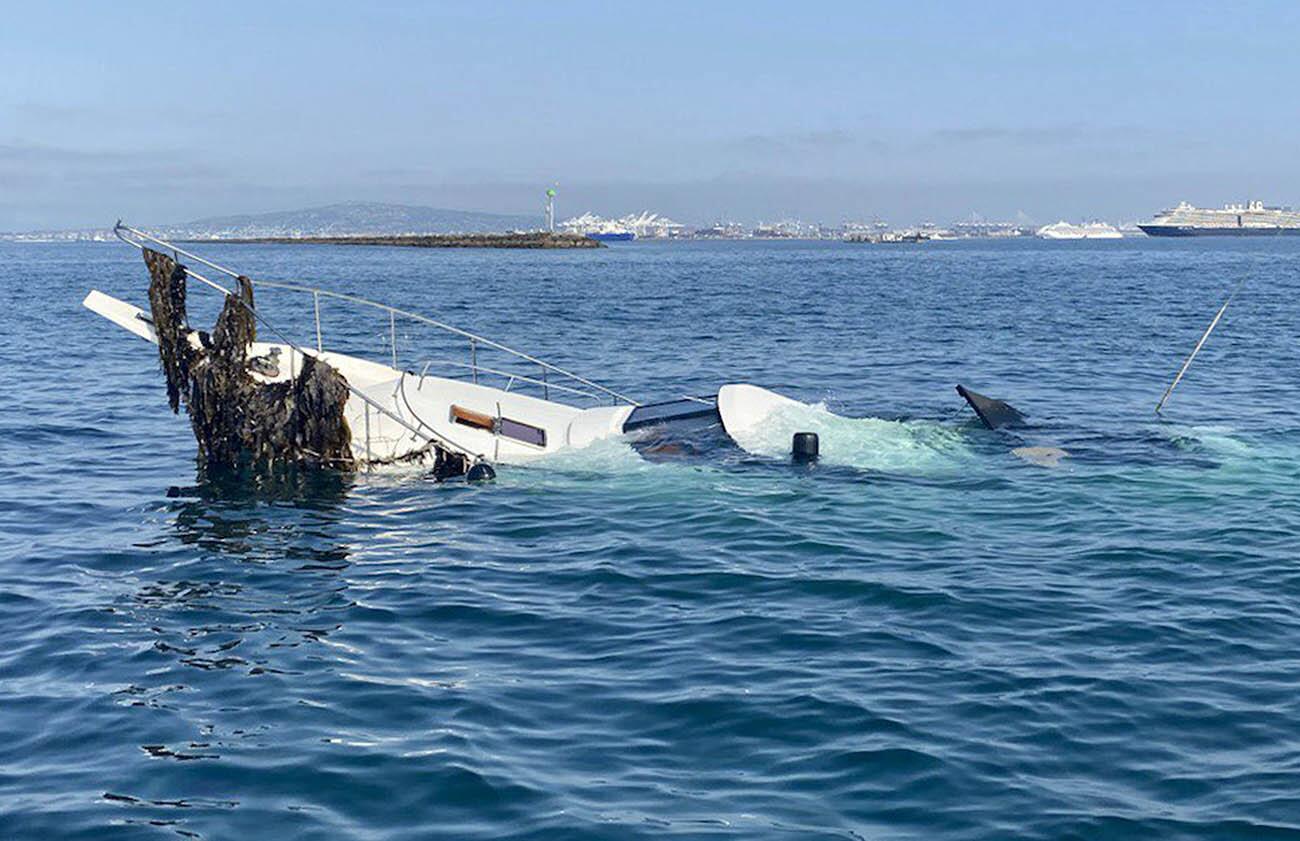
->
[113, 222, 639, 407]
[414, 358, 605, 402]
[250, 277, 637, 405]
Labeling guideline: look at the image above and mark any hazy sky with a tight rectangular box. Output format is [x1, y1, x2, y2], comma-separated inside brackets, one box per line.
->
[4, 1, 1299, 229]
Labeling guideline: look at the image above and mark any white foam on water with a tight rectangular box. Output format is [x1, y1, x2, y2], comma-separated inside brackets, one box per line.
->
[524, 436, 653, 475]
[1152, 423, 1300, 491]
[500, 436, 742, 500]
[726, 401, 972, 474]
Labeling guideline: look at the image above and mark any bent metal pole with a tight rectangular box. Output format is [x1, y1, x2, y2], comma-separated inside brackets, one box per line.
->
[1155, 275, 1247, 415]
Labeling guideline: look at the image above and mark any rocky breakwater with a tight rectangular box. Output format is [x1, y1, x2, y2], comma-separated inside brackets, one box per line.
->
[221, 232, 604, 249]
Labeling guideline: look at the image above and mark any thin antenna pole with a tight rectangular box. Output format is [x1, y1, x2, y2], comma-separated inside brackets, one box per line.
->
[390, 310, 398, 369]
[1155, 276, 1248, 414]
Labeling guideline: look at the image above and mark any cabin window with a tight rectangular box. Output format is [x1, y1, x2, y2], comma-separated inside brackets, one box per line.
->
[499, 417, 547, 448]
[450, 405, 547, 447]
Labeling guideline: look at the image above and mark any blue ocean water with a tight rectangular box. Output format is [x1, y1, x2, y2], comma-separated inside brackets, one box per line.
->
[2, 237, 1300, 839]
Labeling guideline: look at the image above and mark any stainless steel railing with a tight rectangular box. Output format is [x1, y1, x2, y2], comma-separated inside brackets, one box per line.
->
[113, 223, 640, 409]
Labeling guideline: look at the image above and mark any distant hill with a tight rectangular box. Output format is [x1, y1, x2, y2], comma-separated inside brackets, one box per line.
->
[158, 202, 541, 238]
[0, 202, 542, 241]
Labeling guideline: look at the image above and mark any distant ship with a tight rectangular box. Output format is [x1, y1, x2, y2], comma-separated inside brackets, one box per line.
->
[557, 211, 689, 241]
[1036, 221, 1123, 240]
[1138, 200, 1300, 236]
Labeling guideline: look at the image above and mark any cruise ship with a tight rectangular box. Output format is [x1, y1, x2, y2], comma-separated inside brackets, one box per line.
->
[1036, 221, 1123, 240]
[1138, 200, 1300, 236]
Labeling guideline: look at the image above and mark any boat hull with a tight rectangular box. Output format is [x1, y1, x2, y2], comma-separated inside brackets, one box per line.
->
[82, 289, 637, 467]
[1138, 225, 1300, 237]
[586, 232, 635, 241]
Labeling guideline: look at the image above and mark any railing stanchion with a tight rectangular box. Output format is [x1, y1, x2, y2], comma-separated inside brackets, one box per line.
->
[541, 365, 549, 401]
[471, 340, 478, 384]
[364, 403, 372, 468]
[313, 292, 323, 353]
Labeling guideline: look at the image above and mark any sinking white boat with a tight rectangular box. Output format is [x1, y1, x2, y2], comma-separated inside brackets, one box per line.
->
[95, 226, 946, 477]
[88, 224, 719, 473]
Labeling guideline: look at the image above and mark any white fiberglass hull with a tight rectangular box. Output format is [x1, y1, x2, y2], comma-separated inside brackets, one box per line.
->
[83, 290, 633, 466]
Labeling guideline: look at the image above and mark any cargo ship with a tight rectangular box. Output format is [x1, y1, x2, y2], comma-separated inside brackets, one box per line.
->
[1138, 200, 1300, 236]
[559, 211, 684, 241]
[558, 212, 637, 241]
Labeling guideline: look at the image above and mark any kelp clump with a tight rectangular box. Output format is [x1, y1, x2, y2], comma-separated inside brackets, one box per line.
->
[143, 247, 354, 469]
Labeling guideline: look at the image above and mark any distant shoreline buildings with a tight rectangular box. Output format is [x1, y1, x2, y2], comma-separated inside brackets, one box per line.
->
[7, 198, 1298, 242]
[558, 212, 1041, 241]
[561, 215, 1041, 242]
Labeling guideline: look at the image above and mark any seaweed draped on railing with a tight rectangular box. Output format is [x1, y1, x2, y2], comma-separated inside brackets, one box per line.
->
[142, 247, 357, 470]
[116, 225, 482, 476]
